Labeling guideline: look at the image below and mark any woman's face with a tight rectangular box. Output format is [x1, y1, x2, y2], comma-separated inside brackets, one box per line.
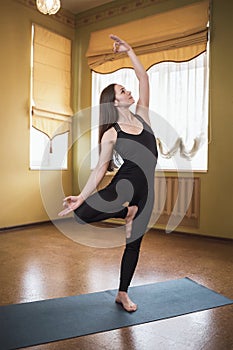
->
[114, 84, 135, 107]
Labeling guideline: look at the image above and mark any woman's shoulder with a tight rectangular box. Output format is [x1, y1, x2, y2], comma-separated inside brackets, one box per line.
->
[102, 126, 118, 143]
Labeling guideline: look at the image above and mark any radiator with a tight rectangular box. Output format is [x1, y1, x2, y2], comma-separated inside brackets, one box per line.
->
[152, 176, 200, 229]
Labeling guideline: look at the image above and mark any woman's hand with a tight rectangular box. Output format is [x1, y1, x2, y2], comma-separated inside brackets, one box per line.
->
[110, 34, 132, 53]
[58, 195, 84, 217]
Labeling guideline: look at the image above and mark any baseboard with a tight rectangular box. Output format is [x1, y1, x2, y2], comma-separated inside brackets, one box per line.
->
[1, 219, 232, 242]
[0, 218, 70, 233]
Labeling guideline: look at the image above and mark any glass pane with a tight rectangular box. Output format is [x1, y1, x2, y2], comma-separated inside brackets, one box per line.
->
[30, 127, 68, 170]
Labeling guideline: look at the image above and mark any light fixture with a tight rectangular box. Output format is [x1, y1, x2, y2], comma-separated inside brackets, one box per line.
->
[36, 0, 61, 15]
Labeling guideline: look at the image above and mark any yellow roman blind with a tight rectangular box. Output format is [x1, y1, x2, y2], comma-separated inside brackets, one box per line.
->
[32, 25, 73, 142]
[86, 0, 209, 73]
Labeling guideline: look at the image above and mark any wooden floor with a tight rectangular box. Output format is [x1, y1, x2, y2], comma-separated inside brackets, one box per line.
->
[0, 221, 232, 350]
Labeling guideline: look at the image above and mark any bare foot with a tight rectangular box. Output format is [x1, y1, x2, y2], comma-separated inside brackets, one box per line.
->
[115, 291, 137, 312]
[125, 205, 138, 238]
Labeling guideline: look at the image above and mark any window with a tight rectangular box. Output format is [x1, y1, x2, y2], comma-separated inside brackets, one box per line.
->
[91, 51, 209, 172]
[30, 128, 68, 170]
[30, 24, 72, 170]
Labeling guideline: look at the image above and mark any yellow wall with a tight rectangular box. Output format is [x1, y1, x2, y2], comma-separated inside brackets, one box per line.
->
[0, 1, 74, 227]
[73, 0, 233, 239]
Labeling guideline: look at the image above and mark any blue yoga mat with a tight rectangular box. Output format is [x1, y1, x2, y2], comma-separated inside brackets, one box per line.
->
[0, 277, 232, 350]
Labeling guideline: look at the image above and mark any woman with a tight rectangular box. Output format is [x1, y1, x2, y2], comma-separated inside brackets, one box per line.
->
[59, 35, 158, 312]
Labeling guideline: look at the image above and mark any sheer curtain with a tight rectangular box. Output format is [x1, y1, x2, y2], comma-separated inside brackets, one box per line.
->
[91, 52, 208, 171]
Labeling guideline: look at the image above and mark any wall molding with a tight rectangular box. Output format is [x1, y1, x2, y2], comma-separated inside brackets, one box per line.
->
[76, 0, 166, 27]
[15, 0, 167, 29]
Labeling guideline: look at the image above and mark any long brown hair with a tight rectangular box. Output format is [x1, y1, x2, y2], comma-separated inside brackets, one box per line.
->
[99, 84, 119, 171]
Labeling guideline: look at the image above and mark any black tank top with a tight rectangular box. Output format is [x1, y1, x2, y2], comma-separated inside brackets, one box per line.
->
[111, 114, 157, 199]
[113, 114, 157, 170]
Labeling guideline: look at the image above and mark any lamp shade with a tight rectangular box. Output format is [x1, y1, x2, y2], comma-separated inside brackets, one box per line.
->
[36, 0, 61, 15]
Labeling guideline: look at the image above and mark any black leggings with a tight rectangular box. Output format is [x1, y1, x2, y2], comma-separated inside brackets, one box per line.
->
[119, 236, 143, 292]
[74, 189, 144, 292]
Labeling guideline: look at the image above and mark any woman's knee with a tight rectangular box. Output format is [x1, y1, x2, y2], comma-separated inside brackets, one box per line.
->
[74, 205, 88, 224]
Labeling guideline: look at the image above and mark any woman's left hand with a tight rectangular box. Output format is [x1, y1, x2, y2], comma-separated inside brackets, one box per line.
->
[58, 195, 84, 217]
[110, 34, 132, 53]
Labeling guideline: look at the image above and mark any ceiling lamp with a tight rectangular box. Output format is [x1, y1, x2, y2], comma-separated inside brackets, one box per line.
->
[36, 0, 61, 15]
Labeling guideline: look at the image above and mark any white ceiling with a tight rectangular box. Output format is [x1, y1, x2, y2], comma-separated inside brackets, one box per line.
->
[61, 0, 116, 14]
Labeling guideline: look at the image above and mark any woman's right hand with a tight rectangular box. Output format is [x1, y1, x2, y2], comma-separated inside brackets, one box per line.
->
[58, 195, 84, 217]
[110, 34, 132, 53]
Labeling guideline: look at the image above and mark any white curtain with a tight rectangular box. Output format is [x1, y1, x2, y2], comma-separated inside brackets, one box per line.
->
[149, 52, 209, 161]
[91, 52, 209, 171]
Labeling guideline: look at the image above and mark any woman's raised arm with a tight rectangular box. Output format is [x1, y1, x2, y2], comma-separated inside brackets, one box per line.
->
[110, 34, 150, 124]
